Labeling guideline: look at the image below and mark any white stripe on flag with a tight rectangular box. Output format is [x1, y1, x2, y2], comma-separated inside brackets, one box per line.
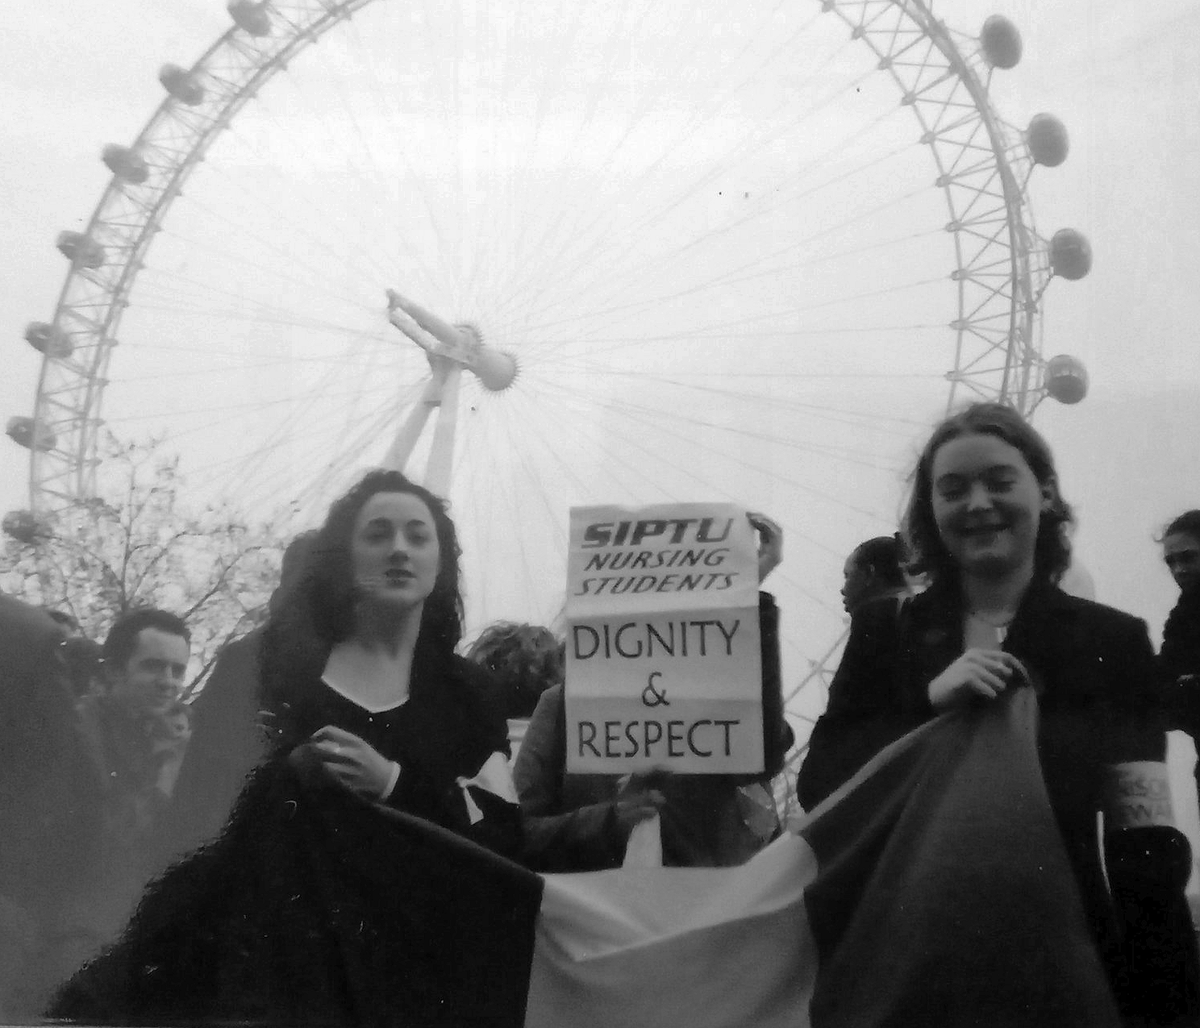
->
[526, 833, 818, 1028]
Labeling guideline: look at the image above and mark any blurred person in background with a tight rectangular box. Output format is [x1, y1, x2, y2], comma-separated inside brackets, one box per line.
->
[157, 530, 317, 864]
[0, 594, 89, 1018]
[841, 534, 911, 616]
[514, 512, 791, 871]
[467, 620, 563, 759]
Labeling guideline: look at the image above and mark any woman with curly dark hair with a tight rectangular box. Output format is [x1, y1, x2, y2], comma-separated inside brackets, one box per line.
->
[51, 470, 539, 1028]
[242, 468, 523, 847]
[798, 402, 1198, 1026]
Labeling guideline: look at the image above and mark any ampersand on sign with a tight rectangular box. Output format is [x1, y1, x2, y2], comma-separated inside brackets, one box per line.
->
[641, 671, 669, 707]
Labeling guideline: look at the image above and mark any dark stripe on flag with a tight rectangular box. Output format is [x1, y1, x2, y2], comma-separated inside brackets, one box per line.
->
[800, 687, 1122, 1028]
[51, 765, 544, 1027]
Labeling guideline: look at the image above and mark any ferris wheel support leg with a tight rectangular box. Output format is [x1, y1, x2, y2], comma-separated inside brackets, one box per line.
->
[424, 364, 462, 498]
[380, 361, 449, 475]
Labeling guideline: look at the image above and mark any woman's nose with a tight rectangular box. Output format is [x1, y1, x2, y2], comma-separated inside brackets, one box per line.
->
[964, 481, 992, 509]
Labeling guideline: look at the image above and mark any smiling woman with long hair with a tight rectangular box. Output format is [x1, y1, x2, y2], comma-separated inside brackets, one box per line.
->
[799, 402, 1199, 1026]
[50, 470, 538, 1027]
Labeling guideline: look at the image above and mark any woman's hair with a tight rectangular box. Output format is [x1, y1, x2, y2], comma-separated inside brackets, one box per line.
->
[1162, 509, 1200, 544]
[901, 402, 1074, 586]
[306, 469, 463, 648]
[260, 470, 464, 730]
[466, 621, 563, 720]
[849, 535, 907, 589]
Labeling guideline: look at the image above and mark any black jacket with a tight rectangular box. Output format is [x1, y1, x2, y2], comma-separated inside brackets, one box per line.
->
[798, 580, 1199, 1025]
[1161, 590, 1200, 739]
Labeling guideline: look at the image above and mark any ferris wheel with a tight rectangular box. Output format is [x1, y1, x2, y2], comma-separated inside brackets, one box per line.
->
[7, 0, 1091, 754]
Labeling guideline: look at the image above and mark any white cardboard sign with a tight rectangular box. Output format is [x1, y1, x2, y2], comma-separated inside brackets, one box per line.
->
[564, 503, 764, 774]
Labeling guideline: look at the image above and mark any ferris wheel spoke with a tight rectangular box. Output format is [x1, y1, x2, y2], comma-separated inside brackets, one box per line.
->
[582, 389, 907, 519]
[530, 319, 945, 368]
[241, 391, 413, 515]
[134, 261, 375, 324]
[470, 401, 569, 567]
[524, 389, 699, 509]
[506, 69, 886, 326]
[184, 393, 397, 506]
[517, 267, 945, 364]
[559, 385, 915, 480]
[508, 183, 936, 348]
[506, 387, 654, 506]
[128, 295, 384, 341]
[218, 66, 449, 290]
[337, 19, 470, 296]
[541, 392, 848, 612]
[541, 359, 942, 378]
[606, 371, 931, 432]
[500, 5, 823, 302]
[152, 194, 385, 314]
[102, 380, 395, 435]
[517, 219, 944, 363]
[192, 142, 393, 289]
[512, 13, 863, 295]
[540, 377, 870, 539]
[478, 409, 543, 614]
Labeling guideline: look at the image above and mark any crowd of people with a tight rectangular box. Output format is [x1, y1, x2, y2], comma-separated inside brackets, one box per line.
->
[0, 401, 1197, 1025]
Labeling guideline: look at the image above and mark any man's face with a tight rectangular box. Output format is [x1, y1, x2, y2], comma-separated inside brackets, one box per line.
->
[108, 627, 190, 712]
[1164, 532, 1200, 595]
[841, 555, 875, 614]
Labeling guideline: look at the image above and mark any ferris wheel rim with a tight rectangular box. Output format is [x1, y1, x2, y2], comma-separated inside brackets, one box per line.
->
[23, 0, 1048, 523]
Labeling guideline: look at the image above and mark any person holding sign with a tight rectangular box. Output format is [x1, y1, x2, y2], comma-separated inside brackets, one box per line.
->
[514, 511, 791, 871]
[798, 402, 1198, 1026]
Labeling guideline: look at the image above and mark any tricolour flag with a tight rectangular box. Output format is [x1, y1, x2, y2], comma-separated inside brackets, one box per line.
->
[528, 686, 1121, 1028]
[51, 689, 1121, 1027]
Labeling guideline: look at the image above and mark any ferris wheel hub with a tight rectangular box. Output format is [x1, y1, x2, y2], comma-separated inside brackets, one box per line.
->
[386, 291, 517, 392]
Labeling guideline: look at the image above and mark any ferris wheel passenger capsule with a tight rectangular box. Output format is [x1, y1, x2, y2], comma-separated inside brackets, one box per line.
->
[102, 145, 149, 185]
[2, 510, 47, 545]
[1044, 354, 1089, 405]
[228, 0, 272, 36]
[24, 322, 73, 360]
[159, 64, 206, 106]
[1027, 114, 1069, 167]
[1049, 229, 1092, 281]
[5, 416, 56, 453]
[980, 15, 1022, 69]
[55, 231, 105, 269]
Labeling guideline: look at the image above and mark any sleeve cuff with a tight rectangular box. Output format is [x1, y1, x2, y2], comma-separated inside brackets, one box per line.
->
[380, 760, 402, 801]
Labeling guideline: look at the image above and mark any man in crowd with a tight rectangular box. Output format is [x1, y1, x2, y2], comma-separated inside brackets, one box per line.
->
[1161, 510, 1200, 686]
[50, 609, 192, 987]
[1160, 511, 1200, 824]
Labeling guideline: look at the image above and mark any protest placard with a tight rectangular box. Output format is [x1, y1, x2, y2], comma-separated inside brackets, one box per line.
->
[564, 502, 764, 774]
